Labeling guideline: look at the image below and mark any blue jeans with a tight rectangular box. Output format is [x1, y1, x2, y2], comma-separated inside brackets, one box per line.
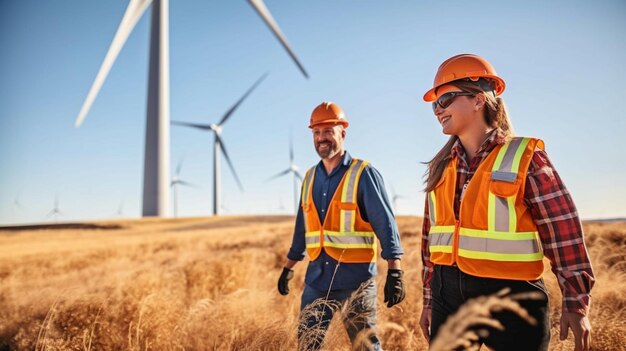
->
[299, 279, 381, 351]
[430, 265, 550, 351]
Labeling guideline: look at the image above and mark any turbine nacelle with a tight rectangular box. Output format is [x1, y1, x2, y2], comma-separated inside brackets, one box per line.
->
[211, 124, 222, 135]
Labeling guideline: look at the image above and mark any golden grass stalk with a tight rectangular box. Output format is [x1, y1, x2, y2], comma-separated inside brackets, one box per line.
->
[429, 288, 544, 351]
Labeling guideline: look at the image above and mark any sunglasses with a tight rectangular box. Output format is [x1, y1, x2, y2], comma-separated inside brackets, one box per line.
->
[432, 91, 475, 111]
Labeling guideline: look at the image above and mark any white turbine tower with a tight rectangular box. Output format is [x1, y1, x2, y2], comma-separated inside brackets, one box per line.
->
[73, 0, 308, 218]
[46, 195, 63, 222]
[266, 135, 302, 213]
[172, 74, 267, 215]
[170, 158, 196, 218]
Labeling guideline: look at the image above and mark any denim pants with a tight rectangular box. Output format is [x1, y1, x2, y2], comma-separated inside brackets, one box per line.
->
[430, 265, 550, 351]
[298, 280, 381, 351]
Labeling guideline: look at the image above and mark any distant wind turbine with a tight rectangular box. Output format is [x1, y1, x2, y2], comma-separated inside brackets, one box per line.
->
[115, 200, 125, 217]
[389, 184, 404, 215]
[11, 193, 24, 221]
[46, 195, 63, 222]
[266, 134, 302, 213]
[170, 158, 196, 218]
[12, 194, 23, 210]
[172, 74, 267, 215]
[73, 0, 308, 218]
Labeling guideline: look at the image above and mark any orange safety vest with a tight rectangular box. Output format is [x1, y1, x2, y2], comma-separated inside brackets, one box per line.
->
[301, 158, 377, 263]
[427, 137, 545, 280]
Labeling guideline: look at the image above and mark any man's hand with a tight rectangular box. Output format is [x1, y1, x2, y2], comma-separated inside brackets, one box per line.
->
[277, 267, 294, 296]
[419, 306, 432, 342]
[560, 312, 591, 351]
[384, 269, 405, 308]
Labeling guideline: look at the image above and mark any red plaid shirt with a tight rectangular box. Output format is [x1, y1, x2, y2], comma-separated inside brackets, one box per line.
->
[421, 129, 595, 315]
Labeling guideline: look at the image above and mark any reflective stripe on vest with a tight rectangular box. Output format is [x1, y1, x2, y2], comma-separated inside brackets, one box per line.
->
[488, 137, 530, 233]
[339, 159, 367, 233]
[302, 168, 316, 244]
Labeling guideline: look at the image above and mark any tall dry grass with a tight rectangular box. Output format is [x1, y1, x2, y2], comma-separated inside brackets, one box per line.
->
[0, 216, 624, 350]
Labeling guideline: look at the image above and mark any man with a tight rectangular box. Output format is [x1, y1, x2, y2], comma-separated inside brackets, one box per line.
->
[277, 101, 405, 351]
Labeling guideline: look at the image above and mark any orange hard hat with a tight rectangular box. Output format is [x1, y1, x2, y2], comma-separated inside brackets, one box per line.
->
[423, 54, 506, 102]
[309, 102, 349, 129]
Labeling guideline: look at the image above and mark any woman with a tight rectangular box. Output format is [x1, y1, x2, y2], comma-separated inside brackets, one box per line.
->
[419, 54, 594, 351]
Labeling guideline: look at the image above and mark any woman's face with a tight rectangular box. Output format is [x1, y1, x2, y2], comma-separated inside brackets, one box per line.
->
[433, 84, 478, 136]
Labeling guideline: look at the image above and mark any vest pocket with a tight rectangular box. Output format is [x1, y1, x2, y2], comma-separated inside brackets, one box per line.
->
[339, 202, 357, 211]
[489, 179, 521, 198]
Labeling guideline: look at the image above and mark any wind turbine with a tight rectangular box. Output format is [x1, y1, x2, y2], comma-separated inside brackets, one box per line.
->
[389, 184, 404, 215]
[46, 195, 63, 222]
[11, 193, 24, 221]
[172, 74, 267, 215]
[114, 200, 125, 217]
[170, 158, 196, 218]
[73, 0, 308, 218]
[266, 134, 302, 213]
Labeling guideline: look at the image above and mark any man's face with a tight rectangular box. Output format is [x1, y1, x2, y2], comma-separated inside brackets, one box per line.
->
[312, 124, 345, 159]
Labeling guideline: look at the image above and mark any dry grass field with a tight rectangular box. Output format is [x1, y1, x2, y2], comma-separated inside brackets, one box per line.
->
[0, 216, 624, 350]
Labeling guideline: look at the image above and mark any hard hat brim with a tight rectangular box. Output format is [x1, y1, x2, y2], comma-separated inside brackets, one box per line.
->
[423, 75, 506, 102]
[308, 120, 349, 129]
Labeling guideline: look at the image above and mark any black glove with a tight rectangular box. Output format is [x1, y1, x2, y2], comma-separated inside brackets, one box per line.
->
[384, 269, 406, 308]
[277, 267, 294, 295]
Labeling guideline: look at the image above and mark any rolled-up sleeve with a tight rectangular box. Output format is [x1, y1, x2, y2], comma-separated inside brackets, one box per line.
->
[357, 165, 404, 260]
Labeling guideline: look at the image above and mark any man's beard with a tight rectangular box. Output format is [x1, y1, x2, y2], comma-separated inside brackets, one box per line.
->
[316, 141, 338, 159]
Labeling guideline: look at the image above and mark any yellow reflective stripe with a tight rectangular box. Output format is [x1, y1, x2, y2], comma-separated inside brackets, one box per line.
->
[458, 248, 543, 262]
[428, 191, 437, 224]
[510, 138, 530, 173]
[488, 138, 531, 232]
[459, 227, 538, 240]
[430, 245, 453, 253]
[488, 192, 496, 232]
[302, 168, 315, 202]
[430, 225, 455, 234]
[324, 231, 375, 237]
[305, 231, 321, 237]
[324, 243, 375, 249]
[340, 159, 368, 232]
[507, 195, 516, 232]
[492, 142, 509, 171]
[341, 161, 357, 202]
[301, 168, 315, 232]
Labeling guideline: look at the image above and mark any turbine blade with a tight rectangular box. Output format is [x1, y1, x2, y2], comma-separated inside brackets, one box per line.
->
[175, 158, 184, 176]
[289, 133, 294, 163]
[171, 120, 212, 130]
[266, 169, 291, 182]
[215, 134, 244, 192]
[248, 0, 309, 78]
[294, 170, 303, 181]
[177, 180, 197, 188]
[218, 73, 268, 126]
[74, 0, 152, 127]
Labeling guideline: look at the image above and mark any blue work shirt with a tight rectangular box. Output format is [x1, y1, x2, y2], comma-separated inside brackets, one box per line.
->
[287, 151, 403, 291]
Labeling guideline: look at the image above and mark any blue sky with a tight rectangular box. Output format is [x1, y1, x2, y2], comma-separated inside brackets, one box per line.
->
[1, 0, 625, 225]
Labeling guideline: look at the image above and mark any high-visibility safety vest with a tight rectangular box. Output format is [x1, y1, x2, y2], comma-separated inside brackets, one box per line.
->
[427, 137, 546, 280]
[301, 158, 377, 263]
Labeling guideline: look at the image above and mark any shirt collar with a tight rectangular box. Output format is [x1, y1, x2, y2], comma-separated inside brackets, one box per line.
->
[450, 128, 506, 160]
[316, 151, 351, 176]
